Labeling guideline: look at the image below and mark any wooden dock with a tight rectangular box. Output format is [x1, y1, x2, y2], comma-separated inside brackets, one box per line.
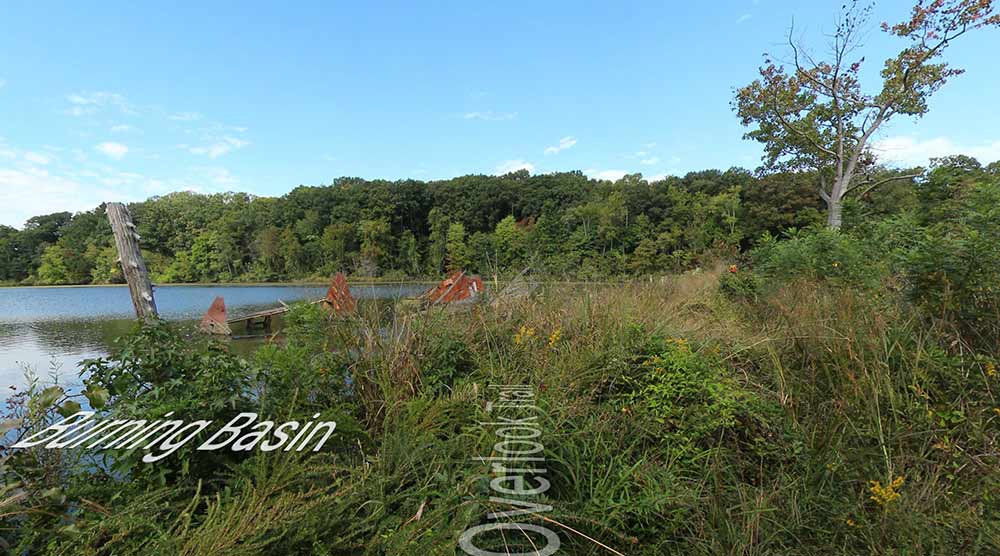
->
[226, 303, 290, 332]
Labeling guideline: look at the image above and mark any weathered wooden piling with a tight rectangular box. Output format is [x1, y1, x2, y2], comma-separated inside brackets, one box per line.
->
[106, 202, 158, 319]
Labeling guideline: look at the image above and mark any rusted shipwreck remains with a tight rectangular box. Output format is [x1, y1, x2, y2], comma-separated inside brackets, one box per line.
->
[199, 272, 357, 335]
[197, 268, 536, 336]
[420, 270, 484, 307]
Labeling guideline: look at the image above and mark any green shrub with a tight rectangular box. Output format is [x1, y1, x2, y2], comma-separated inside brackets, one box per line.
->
[718, 267, 762, 302]
[617, 337, 757, 454]
[901, 182, 1000, 352]
[80, 320, 256, 484]
[751, 227, 884, 288]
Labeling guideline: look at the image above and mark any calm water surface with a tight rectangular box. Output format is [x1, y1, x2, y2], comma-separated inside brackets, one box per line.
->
[0, 284, 427, 391]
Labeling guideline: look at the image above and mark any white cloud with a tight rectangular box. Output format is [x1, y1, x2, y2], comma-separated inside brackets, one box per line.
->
[495, 159, 534, 174]
[0, 167, 136, 227]
[640, 156, 660, 165]
[189, 136, 250, 158]
[643, 142, 657, 149]
[585, 168, 628, 181]
[23, 152, 52, 165]
[736, 14, 752, 24]
[544, 136, 578, 155]
[170, 112, 202, 121]
[66, 91, 134, 116]
[110, 124, 139, 133]
[872, 135, 1000, 167]
[464, 110, 517, 121]
[95, 142, 129, 159]
[202, 167, 240, 188]
[0, 80, 6, 90]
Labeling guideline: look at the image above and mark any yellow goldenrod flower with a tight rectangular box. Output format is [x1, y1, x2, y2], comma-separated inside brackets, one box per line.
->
[869, 475, 905, 507]
[986, 361, 997, 378]
[514, 325, 536, 345]
[547, 328, 561, 347]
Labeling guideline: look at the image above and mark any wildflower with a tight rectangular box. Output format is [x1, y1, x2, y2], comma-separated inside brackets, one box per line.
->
[831, 261, 840, 268]
[993, 408, 1000, 417]
[547, 328, 561, 347]
[514, 325, 536, 345]
[846, 518, 855, 527]
[986, 361, 997, 378]
[728, 264, 738, 273]
[869, 475, 904, 507]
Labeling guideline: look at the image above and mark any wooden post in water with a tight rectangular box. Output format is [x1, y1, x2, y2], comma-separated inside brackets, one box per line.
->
[106, 202, 158, 319]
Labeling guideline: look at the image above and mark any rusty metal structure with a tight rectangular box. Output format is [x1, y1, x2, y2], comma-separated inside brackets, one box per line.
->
[321, 271, 357, 315]
[199, 296, 232, 335]
[420, 270, 484, 306]
[200, 273, 357, 335]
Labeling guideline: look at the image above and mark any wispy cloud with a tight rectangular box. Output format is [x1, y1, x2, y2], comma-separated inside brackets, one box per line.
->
[170, 112, 202, 122]
[0, 80, 6, 90]
[110, 124, 140, 133]
[464, 110, 517, 121]
[23, 152, 52, 165]
[640, 156, 660, 165]
[736, 14, 752, 24]
[872, 135, 1000, 167]
[66, 91, 134, 116]
[201, 167, 240, 188]
[95, 142, 129, 160]
[495, 159, 534, 174]
[544, 136, 577, 155]
[188, 136, 250, 158]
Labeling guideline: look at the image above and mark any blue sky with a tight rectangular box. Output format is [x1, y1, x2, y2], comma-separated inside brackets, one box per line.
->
[1, 0, 998, 227]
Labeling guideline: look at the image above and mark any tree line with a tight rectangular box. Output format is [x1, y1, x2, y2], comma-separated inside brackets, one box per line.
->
[3, 159, 993, 286]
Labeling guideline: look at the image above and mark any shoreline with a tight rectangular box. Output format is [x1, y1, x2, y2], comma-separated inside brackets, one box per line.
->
[0, 280, 440, 290]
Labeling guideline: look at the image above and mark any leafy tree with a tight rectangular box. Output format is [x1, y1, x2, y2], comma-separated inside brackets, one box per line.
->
[493, 215, 523, 269]
[281, 228, 304, 276]
[255, 226, 285, 276]
[735, 0, 1000, 228]
[445, 222, 469, 271]
[358, 218, 390, 276]
[35, 245, 72, 285]
[425, 208, 449, 274]
[398, 230, 421, 276]
[319, 222, 355, 273]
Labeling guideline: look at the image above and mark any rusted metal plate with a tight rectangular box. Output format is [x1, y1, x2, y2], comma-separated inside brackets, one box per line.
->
[422, 270, 484, 306]
[200, 296, 232, 335]
[322, 272, 357, 315]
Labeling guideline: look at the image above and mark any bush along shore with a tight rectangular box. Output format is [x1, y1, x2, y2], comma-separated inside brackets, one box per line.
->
[3, 192, 1000, 554]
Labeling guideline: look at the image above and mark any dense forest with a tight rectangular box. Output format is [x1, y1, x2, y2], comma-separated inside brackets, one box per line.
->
[4, 159, 979, 285]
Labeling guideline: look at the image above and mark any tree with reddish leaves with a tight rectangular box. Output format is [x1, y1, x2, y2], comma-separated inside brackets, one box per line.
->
[734, 0, 1000, 229]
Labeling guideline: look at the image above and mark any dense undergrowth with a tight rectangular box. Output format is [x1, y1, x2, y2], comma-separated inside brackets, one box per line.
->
[3, 167, 999, 554]
[3, 252, 999, 554]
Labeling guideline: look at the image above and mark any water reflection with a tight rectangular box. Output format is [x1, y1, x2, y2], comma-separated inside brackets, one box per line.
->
[0, 284, 429, 389]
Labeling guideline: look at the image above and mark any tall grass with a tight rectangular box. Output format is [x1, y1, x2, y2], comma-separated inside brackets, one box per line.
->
[4, 269, 999, 555]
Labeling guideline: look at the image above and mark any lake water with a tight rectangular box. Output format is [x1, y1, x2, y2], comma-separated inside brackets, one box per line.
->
[0, 283, 428, 392]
